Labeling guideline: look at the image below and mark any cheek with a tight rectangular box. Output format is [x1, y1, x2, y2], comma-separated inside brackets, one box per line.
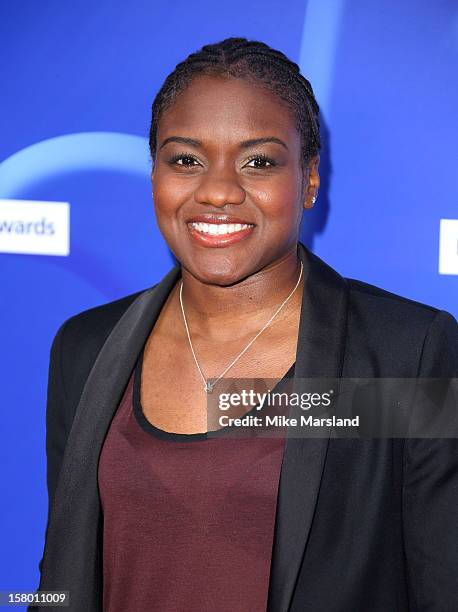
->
[153, 187, 179, 216]
[152, 170, 195, 217]
[152, 185, 181, 240]
[253, 176, 302, 224]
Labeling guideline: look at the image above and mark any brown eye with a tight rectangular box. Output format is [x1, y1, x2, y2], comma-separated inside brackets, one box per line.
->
[245, 154, 276, 169]
[168, 152, 200, 167]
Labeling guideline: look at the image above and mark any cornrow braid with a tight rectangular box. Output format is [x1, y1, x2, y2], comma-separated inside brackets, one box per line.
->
[149, 37, 321, 167]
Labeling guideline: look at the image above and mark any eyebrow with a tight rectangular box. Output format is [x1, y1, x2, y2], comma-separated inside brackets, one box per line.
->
[159, 136, 288, 151]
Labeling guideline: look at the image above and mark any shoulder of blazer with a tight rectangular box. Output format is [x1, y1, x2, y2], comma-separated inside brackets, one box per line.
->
[345, 276, 440, 326]
[57, 285, 157, 422]
[344, 276, 458, 376]
[346, 276, 437, 312]
[306, 244, 453, 342]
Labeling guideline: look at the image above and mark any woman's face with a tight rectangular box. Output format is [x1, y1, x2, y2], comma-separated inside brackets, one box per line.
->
[152, 74, 319, 285]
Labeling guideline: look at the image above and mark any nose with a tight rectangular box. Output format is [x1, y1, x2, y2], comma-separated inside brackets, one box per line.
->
[193, 165, 246, 208]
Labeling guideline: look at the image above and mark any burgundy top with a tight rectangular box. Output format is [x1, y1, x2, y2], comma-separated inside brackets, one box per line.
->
[98, 347, 294, 612]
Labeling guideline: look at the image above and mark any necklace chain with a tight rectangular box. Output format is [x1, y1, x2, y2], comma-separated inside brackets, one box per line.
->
[179, 261, 303, 393]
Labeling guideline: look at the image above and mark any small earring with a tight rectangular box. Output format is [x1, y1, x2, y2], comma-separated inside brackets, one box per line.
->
[311, 195, 317, 206]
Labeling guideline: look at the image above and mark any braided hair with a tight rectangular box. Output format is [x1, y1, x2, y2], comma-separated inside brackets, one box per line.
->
[149, 37, 321, 168]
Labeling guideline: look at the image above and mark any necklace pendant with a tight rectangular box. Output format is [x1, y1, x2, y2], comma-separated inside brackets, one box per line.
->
[205, 381, 214, 394]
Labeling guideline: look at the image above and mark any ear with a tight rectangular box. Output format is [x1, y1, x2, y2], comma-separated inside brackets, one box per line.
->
[302, 155, 320, 210]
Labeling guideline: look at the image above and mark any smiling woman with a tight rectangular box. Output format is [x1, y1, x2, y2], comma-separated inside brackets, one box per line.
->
[31, 38, 458, 612]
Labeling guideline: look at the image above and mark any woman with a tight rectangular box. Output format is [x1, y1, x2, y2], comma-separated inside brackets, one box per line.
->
[31, 38, 458, 611]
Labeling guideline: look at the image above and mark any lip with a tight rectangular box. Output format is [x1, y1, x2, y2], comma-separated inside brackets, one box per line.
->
[186, 213, 256, 225]
[187, 220, 256, 248]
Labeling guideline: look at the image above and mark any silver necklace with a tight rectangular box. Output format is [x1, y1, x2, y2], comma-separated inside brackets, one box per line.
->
[179, 261, 303, 393]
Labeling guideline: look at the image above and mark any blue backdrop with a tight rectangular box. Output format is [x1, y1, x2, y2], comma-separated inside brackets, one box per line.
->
[1, 0, 457, 602]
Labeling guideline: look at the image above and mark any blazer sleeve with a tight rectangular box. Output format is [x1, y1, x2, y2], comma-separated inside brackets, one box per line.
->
[402, 310, 458, 610]
[36, 319, 71, 576]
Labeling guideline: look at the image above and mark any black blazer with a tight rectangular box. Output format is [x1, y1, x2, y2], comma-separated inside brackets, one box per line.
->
[30, 242, 458, 612]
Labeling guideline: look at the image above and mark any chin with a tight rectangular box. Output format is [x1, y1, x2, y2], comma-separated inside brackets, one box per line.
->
[184, 256, 250, 287]
[169, 231, 262, 285]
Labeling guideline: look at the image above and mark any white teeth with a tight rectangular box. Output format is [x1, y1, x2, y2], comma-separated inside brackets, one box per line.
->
[189, 222, 254, 235]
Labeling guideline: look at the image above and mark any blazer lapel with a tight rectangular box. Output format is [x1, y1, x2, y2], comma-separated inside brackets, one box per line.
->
[37, 262, 182, 611]
[266, 242, 349, 612]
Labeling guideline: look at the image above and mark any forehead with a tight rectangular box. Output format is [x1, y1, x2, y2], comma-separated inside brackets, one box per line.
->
[157, 75, 299, 148]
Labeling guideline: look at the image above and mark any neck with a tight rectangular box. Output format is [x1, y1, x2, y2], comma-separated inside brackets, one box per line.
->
[176, 245, 303, 341]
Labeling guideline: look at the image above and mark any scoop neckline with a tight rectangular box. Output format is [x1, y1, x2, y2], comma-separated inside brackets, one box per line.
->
[132, 346, 296, 443]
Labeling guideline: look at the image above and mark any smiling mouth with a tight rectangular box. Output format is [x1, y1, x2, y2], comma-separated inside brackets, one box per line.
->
[186, 220, 256, 248]
[188, 221, 255, 235]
